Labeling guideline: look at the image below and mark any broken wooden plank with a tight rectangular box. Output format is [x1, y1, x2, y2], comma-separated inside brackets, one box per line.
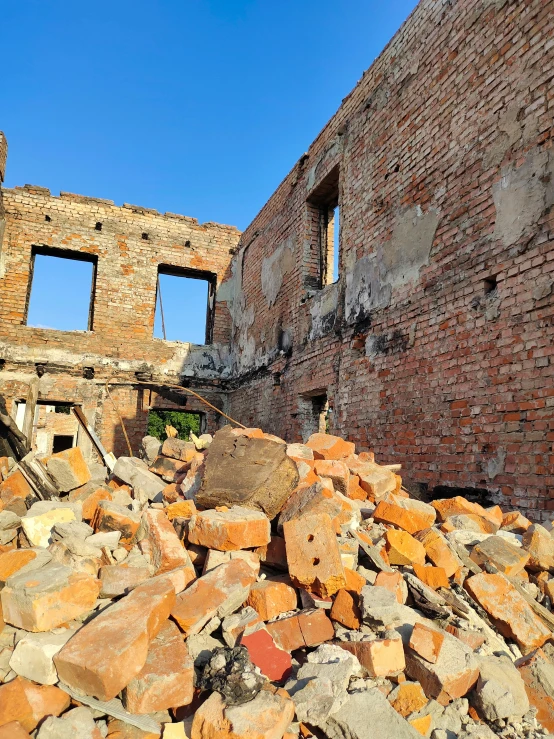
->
[73, 405, 115, 471]
[18, 451, 60, 501]
[22, 377, 39, 453]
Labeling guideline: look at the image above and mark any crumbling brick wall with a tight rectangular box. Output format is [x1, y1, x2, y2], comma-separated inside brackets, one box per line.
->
[226, 0, 554, 518]
[0, 179, 240, 456]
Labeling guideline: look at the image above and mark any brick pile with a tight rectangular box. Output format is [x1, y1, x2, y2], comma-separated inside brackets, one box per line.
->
[1, 429, 554, 738]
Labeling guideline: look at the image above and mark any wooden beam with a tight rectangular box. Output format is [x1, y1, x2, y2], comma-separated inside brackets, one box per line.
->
[22, 377, 39, 452]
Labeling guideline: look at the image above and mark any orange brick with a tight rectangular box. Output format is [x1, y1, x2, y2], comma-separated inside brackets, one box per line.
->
[375, 571, 407, 603]
[385, 529, 426, 566]
[187, 507, 270, 551]
[246, 580, 298, 621]
[413, 564, 450, 590]
[409, 623, 444, 664]
[373, 501, 430, 534]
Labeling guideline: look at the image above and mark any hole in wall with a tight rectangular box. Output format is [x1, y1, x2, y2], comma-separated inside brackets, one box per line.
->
[142, 232, 149, 240]
[307, 534, 314, 542]
[484, 276, 498, 295]
[44, 215, 51, 222]
[52, 435, 75, 453]
[95, 222, 102, 231]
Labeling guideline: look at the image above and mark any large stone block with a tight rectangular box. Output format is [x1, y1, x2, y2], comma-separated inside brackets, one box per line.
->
[196, 426, 299, 519]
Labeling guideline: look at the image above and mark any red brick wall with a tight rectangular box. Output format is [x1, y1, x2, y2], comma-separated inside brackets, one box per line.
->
[0, 183, 239, 456]
[228, 0, 554, 518]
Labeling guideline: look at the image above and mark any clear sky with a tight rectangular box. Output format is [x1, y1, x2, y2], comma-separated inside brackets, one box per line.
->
[4, 0, 418, 341]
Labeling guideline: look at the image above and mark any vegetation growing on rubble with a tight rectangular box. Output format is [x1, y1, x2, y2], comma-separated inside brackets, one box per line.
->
[147, 409, 201, 441]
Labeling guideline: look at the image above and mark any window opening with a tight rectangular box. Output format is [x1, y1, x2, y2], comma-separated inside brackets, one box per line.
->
[306, 165, 340, 288]
[52, 435, 75, 453]
[154, 266, 215, 345]
[26, 247, 97, 331]
[484, 276, 498, 295]
[147, 409, 205, 442]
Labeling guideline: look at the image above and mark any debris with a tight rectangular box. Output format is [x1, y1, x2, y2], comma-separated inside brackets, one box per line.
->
[2, 425, 554, 738]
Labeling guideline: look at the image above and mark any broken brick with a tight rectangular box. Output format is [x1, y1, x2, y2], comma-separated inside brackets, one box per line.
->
[385, 529, 426, 566]
[470, 535, 529, 576]
[375, 570, 407, 603]
[246, 579, 297, 621]
[187, 507, 271, 551]
[415, 528, 461, 578]
[123, 619, 194, 714]
[388, 681, 428, 717]
[0, 677, 70, 732]
[240, 627, 292, 682]
[283, 512, 346, 597]
[409, 622, 444, 664]
[144, 508, 194, 574]
[45, 446, 91, 493]
[306, 433, 355, 460]
[165, 499, 196, 521]
[313, 459, 350, 494]
[373, 501, 431, 535]
[93, 501, 141, 549]
[412, 564, 450, 590]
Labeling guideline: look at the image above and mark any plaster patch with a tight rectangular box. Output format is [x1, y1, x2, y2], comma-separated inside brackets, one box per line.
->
[487, 448, 506, 481]
[493, 149, 551, 247]
[261, 237, 295, 307]
[385, 206, 440, 289]
[309, 282, 339, 339]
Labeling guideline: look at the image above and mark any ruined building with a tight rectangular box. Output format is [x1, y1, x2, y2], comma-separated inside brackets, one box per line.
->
[0, 0, 553, 517]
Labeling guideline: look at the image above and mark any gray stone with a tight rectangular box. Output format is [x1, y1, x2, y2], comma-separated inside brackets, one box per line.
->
[286, 644, 362, 724]
[0, 510, 20, 530]
[361, 584, 405, 626]
[86, 531, 121, 550]
[46, 452, 91, 493]
[140, 436, 162, 465]
[187, 633, 225, 668]
[9, 627, 77, 684]
[36, 706, 100, 739]
[113, 456, 165, 501]
[52, 520, 94, 540]
[59, 535, 103, 558]
[474, 655, 530, 721]
[22, 501, 83, 547]
[196, 425, 299, 519]
[322, 688, 421, 739]
[0, 528, 17, 545]
[0, 548, 52, 585]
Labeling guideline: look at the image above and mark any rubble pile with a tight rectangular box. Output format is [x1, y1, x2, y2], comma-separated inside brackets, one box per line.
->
[1, 426, 554, 738]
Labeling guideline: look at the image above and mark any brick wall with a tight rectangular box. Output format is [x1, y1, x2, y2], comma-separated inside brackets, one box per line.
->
[0, 173, 240, 457]
[227, 0, 554, 518]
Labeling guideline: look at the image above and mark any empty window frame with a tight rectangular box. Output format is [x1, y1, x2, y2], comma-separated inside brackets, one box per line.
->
[307, 166, 340, 288]
[154, 265, 216, 345]
[25, 246, 97, 331]
[146, 409, 205, 441]
[52, 435, 75, 453]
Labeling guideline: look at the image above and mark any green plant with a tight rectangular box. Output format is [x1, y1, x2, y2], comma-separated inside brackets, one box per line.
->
[147, 410, 201, 442]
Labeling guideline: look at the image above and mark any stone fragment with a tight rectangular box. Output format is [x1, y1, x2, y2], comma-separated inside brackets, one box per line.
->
[388, 496, 437, 528]
[287, 643, 361, 722]
[389, 681, 429, 717]
[188, 632, 226, 668]
[54, 577, 175, 700]
[106, 719, 160, 738]
[432, 497, 490, 523]
[0, 548, 50, 585]
[502, 511, 532, 534]
[188, 507, 270, 551]
[113, 457, 165, 501]
[47, 540, 101, 576]
[470, 535, 529, 576]
[246, 579, 297, 620]
[203, 549, 260, 575]
[405, 628, 479, 705]
[441, 514, 497, 535]
[409, 623, 444, 664]
[9, 627, 77, 684]
[161, 437, 197, 461]
[283, 512, 346, 597]
[99, 565, 151, 597]
[45, 447, 91, 492]
[196, 426, 299, 519]
[21, 501, 81, 547]
[322, 689, 421, 739]
[149, 456, 190, 483]
[522, 524, 554, 571]
[36, 707, 102, 739]
[93, 500, 141, 549]
[266, 609, 334, 652]
[191, 688, 295, 739]
[373, 501, 431, 534]
[278, 481, 360, 534]
[171, 559, 256, 636]
[473, 655, 529, 721]
[69, 485, 113, 521]
[465, 572, 551, 650]
[361, 584, 405, 626]
[87, 530, 121, 549]
[375, 570, 408, 603]
[123, 620, 194, 714]
[444, 626, 485, 651]
[222, 607, 262, 647]
[287, 443, 314, 461]
[1, 563, 100, 631]
[0, 677, 70, 732]
[385, 529, 426, 566]
[412, 564, 450, 590]
[144, 508, 193, 574]
[415, 529, 461, 577]
[306, 433, 355, 460]
[516, 648, 554, 733]
[241, 627, 292, 681]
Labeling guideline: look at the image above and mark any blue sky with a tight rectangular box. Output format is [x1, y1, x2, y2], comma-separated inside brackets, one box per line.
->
[5, 0, 418, 341]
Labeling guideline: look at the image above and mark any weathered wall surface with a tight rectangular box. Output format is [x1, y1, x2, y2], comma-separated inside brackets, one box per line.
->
[227, 0, 554, 517]
[0, 177, 240, 456]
